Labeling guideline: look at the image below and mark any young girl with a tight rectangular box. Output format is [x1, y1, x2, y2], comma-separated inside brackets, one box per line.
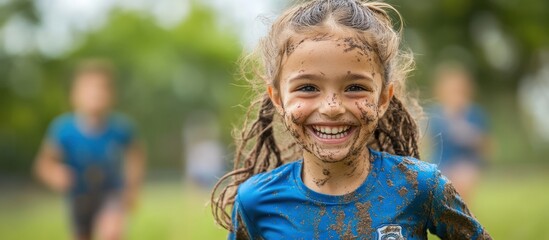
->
[212, 0, 491, 239]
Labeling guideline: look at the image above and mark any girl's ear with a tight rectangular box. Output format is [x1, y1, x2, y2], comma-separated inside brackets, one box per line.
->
[377, 83, 394, 116]
[267, 85, 284, 115]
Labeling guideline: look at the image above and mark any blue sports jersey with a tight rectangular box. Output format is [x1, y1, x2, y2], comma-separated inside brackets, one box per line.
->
[428, 104, 489, 169]
[47, 113, 135, 196]
[230, 149, 490, 239]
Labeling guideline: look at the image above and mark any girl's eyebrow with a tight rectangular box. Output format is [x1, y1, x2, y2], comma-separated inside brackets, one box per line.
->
[286, 73, 325, 83]
[344, 72, 374, 82]
[287, 72, 374, 83]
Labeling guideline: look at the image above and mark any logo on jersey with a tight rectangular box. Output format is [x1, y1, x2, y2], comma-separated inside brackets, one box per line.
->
[377, 225, 404, 240]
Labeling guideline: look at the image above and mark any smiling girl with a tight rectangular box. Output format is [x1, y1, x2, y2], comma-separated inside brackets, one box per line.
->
[211, 0, 491, 239]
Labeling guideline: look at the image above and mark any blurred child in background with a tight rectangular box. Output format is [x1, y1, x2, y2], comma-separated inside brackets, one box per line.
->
[34, 59, 146, 240]
[428, 62, 492, 203]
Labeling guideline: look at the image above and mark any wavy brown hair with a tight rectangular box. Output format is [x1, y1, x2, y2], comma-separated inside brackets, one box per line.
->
[211, 0, 421, 231]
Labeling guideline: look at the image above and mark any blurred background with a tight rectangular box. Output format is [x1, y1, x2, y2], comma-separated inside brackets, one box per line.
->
[0, 0, 547, 239]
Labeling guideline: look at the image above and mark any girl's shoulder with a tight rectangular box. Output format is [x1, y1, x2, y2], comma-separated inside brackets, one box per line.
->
[236, 160, 300, 203]
[374, 150, 438, 173]
[373, 150, 443, 192]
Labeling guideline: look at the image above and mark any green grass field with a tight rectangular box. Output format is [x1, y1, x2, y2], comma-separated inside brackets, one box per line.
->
[1, 167, 548, 240]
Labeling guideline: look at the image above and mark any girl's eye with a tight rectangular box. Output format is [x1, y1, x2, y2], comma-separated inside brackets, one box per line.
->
[345, 84, 369, 92]
[297, 85, 318, 92]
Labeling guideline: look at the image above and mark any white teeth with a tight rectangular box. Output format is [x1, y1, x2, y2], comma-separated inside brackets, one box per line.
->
[314, 128, 351, 139]
[312, 125, 352, 137]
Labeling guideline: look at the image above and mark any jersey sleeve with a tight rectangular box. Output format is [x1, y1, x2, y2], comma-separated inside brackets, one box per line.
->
[427, 170, 492, 239]
[113, 114, 137, 147]
[228, 196, 253, 240]
[45, 115, 67, 147]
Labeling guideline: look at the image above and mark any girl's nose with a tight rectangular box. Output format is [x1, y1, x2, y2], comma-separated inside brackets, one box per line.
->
[319, 93, 345, 118]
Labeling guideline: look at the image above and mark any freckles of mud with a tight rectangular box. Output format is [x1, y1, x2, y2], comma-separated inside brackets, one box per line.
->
[289, 113, 303, 124]
[285, 39, 306, 56]
[341, 37, 373, 56]
[386, 179, 394, 187]
[326, 93, 342, 107]
[344, 165, 359, 177]
[377, 195, 384, 202]
[329, 210, 346, 235]
[355, 202, 373, 236]
[312, 33, 333, 42]
[354, 101, 378, 123]
[398, 186, 408, 197]
[312, 205, 327, 239]
[322, 169, 330, 176]
[397, 161, 419, 192]
[437, 183, 477, 239]
[313, 176, 331, 187]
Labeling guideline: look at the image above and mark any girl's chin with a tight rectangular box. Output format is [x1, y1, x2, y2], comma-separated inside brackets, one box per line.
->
[305, 148, 355, 163]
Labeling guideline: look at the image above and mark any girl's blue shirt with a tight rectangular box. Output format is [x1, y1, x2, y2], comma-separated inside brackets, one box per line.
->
[230, 149, 490, 239]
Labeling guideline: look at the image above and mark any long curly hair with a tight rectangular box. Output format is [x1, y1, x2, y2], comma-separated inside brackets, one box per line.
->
[211, 0, 422, 231]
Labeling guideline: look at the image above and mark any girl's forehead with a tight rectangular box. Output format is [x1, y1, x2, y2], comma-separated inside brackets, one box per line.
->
[284, 30, 379, 60]
[282, 34, 383, 69]
[278, 34, 385, 87]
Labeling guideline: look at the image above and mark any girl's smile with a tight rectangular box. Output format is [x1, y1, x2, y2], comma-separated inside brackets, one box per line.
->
[308, 124, 356, 144]
[269, 33, 393, 163]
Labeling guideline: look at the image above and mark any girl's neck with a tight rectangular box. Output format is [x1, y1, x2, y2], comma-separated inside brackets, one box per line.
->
[301, 148, 371, 196]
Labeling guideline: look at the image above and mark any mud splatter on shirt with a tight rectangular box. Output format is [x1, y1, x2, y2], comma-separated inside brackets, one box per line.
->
[229, 149, 491, 239]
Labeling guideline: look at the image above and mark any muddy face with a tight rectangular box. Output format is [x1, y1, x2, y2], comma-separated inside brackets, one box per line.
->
[271, 33, 391, 163]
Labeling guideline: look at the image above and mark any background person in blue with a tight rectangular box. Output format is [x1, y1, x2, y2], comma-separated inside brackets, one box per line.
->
[427, 62, 492, 204]
[33, 59, 146, 240]
[211, 0, 491, 239]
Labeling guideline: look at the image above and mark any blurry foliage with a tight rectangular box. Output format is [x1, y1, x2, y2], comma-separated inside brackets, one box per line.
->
[1, 0, 548, 173]
[0, 1, 243, 173]
[388, 0, 549, 164]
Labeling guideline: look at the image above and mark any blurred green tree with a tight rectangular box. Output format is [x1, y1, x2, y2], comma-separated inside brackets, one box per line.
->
[0, 1, 243, 173]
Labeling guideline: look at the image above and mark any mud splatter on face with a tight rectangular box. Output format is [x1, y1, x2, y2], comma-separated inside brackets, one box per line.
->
[285, 39, 306, 56]
[277, 35, 385, 164]
[312, 33, 333, 42]
[285, 34, 335, 57]
[326, 93, 342, 108]
[355, 100, 378, 123]
[342, 37, 373, 55]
